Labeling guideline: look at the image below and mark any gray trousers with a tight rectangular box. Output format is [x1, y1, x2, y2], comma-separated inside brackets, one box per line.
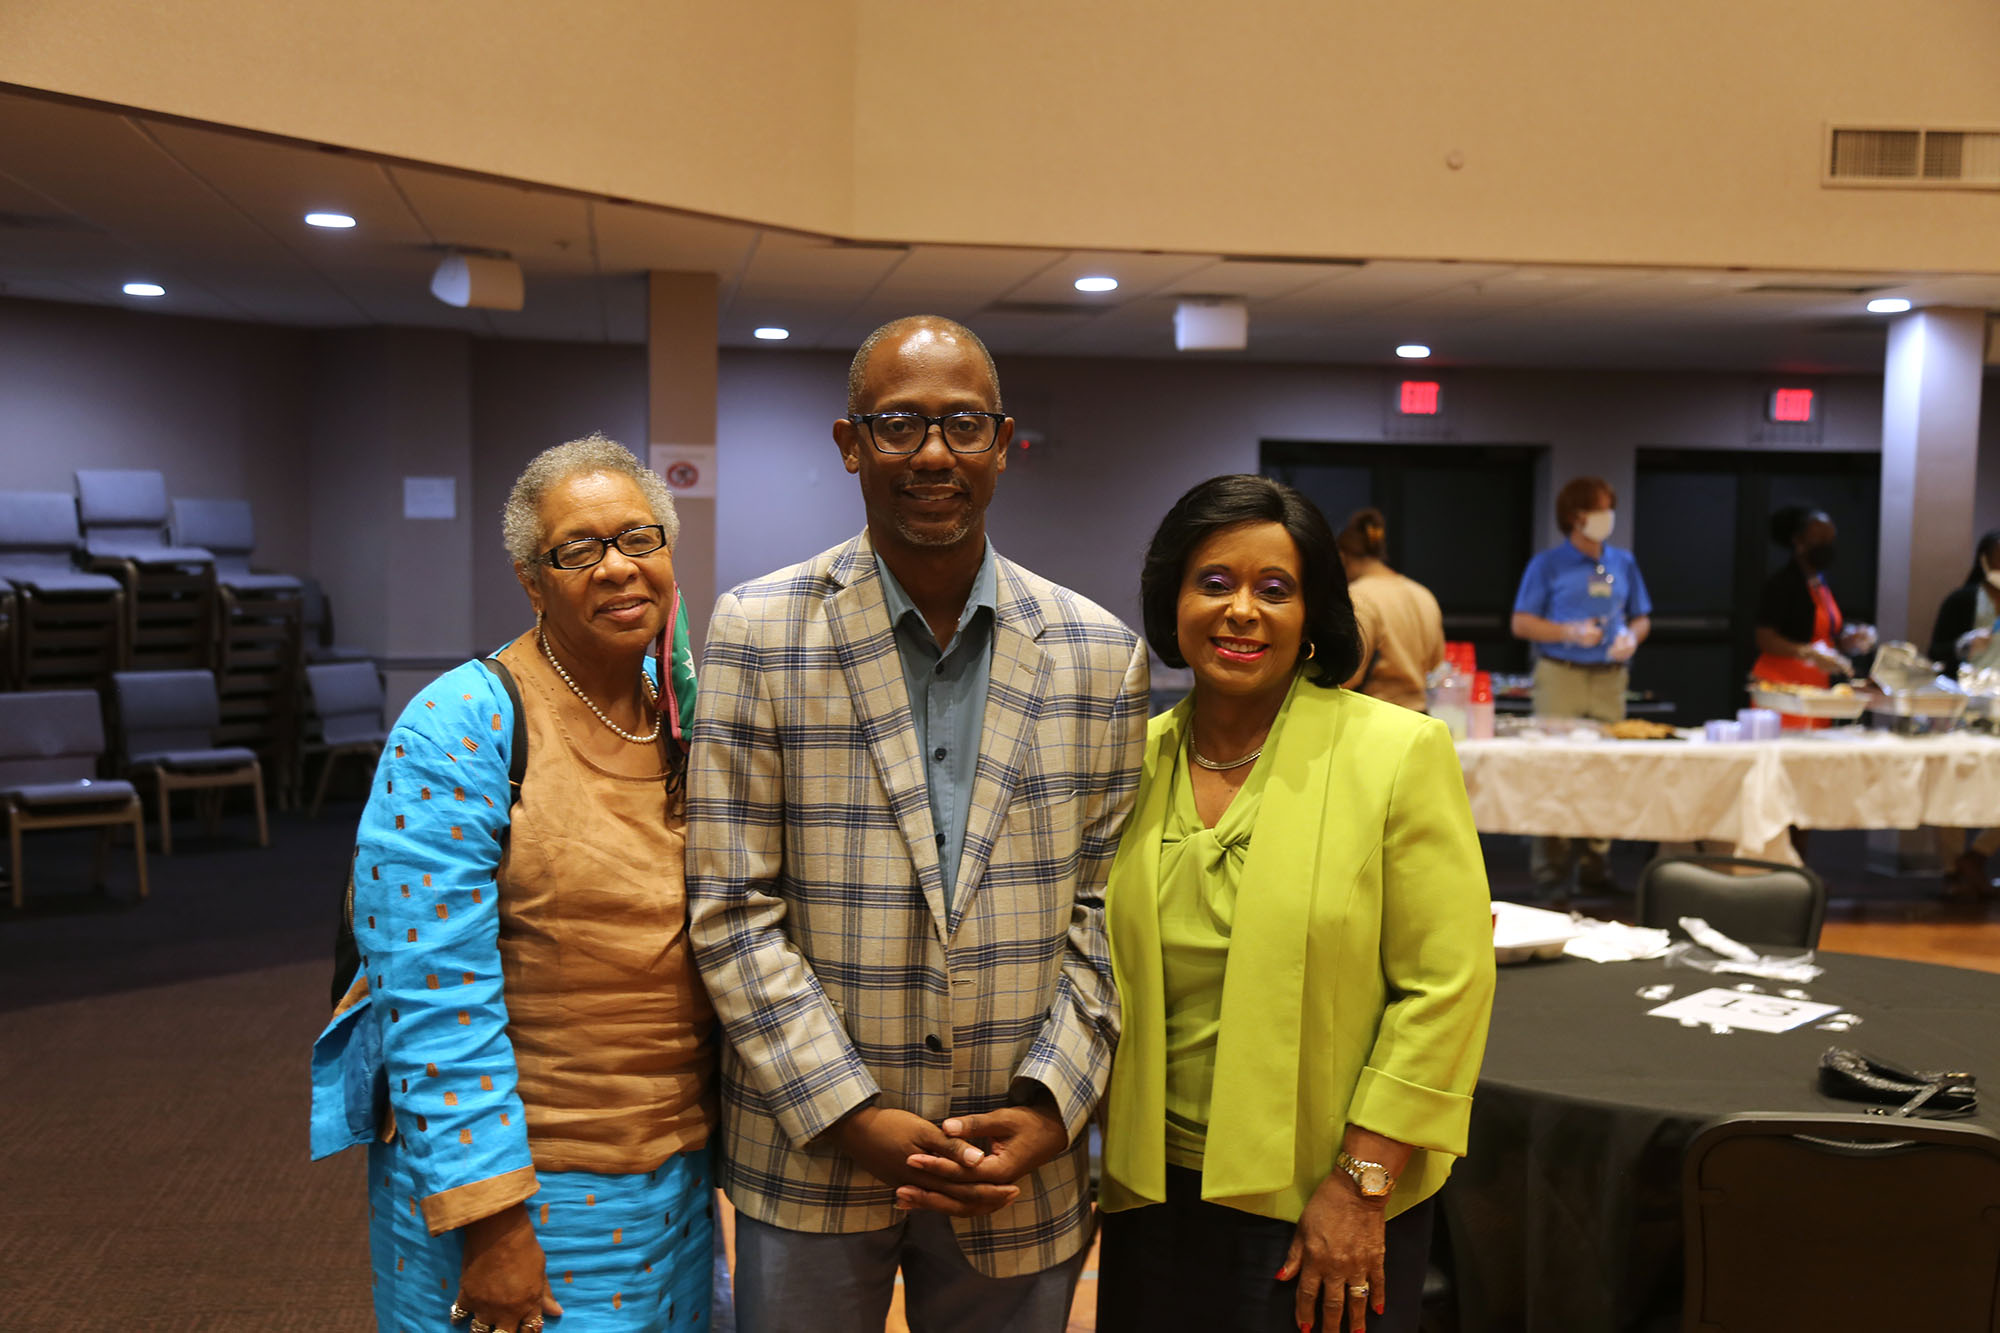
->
[732, 1210, 1086, 1333]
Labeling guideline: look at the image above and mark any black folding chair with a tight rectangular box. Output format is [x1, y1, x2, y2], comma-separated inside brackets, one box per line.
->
[1683, 1111, 2000, 1331]
[1637, 854, 1826, 949]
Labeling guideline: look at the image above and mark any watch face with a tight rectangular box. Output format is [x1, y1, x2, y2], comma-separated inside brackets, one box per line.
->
[1359, 1165, 1391, 1196]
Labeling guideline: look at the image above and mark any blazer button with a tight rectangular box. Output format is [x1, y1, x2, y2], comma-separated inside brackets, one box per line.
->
[925, 1033, 945, 1053]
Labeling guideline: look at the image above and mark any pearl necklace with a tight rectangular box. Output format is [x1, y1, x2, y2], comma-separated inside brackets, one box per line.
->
[539, 630, 661, 744]
[1189, 737, 1261, 771]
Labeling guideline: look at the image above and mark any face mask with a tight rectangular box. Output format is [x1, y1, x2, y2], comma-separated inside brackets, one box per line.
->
[1803, 543, 1836, 572]
[1579, 510, 1616, 543]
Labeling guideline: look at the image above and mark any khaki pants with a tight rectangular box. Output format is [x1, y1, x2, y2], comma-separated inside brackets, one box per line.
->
[1531, 658, 1630, 888]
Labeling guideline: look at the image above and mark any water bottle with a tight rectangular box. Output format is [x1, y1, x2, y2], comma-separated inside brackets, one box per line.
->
[1469, 671, 1496, 740]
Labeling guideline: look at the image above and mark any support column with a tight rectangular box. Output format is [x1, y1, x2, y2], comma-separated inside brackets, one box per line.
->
[1877, 308, 1987, 644]
[647, 271, 719, 651]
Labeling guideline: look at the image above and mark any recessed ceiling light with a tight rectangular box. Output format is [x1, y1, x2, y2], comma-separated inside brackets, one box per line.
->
[753, 327, 790, 341]
[1867, 297, 1911, 314]
[122, 282, 165, 298]
[305, 212, 357, 229]
[1074, 276, 1119, 293]
[1396, 344, 1432, 359]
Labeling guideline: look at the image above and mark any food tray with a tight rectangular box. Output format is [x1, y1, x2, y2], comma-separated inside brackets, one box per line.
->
[1491, 902, 1581, 965]
[1866, 691, 1968, 719]
[1748, 686, 1868, 721]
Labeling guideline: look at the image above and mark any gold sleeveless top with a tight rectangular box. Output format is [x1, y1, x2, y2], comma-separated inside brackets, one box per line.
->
[491, 635, 714, 1174]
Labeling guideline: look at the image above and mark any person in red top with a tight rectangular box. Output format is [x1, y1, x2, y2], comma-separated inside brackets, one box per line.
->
[1752, 505, 1876, 726]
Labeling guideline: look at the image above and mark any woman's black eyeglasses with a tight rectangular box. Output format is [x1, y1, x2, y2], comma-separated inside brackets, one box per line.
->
[540, 524, 669, 571]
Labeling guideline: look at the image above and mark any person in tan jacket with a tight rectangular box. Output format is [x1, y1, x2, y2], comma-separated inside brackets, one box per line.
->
[1337, 508, 1445, 713]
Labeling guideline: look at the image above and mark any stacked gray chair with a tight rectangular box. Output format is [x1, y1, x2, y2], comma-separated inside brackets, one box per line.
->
[0, 579, 14, 690]
[303, 661, 389, 818]
[112, 668, 268, 854]
[0, 490, 127, 686]
[76, 469, 216, 672]
[0, 689, 148, 909]
[169, 498, 304, 800]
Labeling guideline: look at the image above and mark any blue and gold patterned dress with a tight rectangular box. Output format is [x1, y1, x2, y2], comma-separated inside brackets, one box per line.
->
[313, 615, 713, 1332]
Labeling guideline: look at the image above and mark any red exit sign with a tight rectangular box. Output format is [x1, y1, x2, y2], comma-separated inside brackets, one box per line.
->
[1398, 381, 1441, 415]
[1768, 388, 1816, 424]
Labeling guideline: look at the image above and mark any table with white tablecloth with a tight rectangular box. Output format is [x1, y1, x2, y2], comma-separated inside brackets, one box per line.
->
[1455, 732, 2000, 863]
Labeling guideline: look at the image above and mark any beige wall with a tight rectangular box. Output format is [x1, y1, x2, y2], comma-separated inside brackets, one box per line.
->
[6, 1, 1997, 273]
[0, 0, 857, 237]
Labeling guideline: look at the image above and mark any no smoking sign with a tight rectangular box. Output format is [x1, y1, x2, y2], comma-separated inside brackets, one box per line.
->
[649, 445, 716, 499]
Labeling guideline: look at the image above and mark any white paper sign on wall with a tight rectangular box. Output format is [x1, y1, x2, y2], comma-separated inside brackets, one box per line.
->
[403, 476, 457, 520]
[650, 445, 717, 499]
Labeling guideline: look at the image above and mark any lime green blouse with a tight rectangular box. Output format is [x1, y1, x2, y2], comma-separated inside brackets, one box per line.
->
[1158, 734, 1269, 1168]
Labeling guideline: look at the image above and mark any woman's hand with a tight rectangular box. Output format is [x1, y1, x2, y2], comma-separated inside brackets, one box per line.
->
[453, 1203, 564, 1333]
[1277, 1171, 1386, 1332]
[1803, 641, 1853, 677]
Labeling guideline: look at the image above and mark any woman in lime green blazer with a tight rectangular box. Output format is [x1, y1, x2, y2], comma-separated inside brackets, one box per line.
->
[1098, 476, 1496, 1333]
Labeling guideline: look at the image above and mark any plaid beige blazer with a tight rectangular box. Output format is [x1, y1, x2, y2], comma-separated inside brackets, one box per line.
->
[687, 530, 1148, 1278]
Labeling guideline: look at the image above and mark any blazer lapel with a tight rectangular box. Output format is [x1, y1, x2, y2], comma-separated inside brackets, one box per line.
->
[946, 559, 1050, 937]
[825, 534, 950, 936]
[1100, 700, 1187, 1208]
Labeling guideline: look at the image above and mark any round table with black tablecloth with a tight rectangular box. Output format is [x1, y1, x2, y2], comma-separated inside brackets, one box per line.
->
[1442, 953, 1999, 1333]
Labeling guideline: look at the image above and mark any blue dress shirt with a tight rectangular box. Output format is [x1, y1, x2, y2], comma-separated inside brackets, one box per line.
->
[876, 543, 998, 911]
[1513, 540, 1653, 665]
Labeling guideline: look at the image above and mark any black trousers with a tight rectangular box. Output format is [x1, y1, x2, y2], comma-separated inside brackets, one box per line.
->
[1097, 1165, 1436, 1333]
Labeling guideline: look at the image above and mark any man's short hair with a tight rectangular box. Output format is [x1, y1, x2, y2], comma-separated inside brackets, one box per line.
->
[847, 316, 1003, 413]
[1139, 474, 1362, 690]
[1554, 476, 1616, 535]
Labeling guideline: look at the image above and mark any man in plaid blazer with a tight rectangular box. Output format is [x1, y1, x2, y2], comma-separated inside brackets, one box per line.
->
[688, 316, 1147, 1330]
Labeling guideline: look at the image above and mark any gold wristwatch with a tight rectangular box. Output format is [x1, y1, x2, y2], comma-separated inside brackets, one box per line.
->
[1335, 1149, 1396, 1199]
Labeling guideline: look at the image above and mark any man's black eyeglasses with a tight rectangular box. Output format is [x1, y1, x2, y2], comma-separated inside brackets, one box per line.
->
[540, 524, 669, 571]
[848, 411, 1006, 456]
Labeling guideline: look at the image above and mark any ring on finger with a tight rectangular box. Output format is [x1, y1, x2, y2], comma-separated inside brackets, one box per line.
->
[449, 1303, 473, 1323]
[1347, 1283, 1371, 1296]
[522, 1319, 544, 1333]
[469, 1320, 494, 1333]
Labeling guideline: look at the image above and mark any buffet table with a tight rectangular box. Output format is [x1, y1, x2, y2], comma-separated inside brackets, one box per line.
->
[1455, 731, 2000, 863]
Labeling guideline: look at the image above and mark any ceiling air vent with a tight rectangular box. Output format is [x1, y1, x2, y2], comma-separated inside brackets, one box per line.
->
[1827, 125, 2000, 188]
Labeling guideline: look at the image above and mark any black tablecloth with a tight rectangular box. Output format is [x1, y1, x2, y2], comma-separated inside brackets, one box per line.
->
[1444, 952, 1999, 1333]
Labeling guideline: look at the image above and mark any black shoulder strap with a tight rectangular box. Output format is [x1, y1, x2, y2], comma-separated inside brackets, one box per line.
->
[477, 656, 529, 787]
[331, 658, 527, 1010]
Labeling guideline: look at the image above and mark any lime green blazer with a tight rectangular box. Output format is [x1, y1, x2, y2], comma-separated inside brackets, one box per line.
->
[1101, 677, 1496, 1223]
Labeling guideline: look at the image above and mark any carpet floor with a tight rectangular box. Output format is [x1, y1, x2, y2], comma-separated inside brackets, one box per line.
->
[2, 796, 1990, 1332]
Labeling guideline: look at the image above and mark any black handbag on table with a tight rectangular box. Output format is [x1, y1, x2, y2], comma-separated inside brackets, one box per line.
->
[1818, 1047, 1978, 1118]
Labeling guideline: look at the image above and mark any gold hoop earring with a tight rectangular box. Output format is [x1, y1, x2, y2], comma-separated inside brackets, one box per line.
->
[1304, 642, 1316, 660]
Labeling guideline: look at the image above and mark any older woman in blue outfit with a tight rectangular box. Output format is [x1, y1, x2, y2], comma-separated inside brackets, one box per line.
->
[311, 435, 712, 1333]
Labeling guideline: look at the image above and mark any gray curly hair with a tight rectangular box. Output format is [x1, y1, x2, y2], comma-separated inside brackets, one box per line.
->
[502, 433, 679, 569]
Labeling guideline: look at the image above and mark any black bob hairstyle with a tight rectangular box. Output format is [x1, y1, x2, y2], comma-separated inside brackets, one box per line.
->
[1139, 474, 1362, 690]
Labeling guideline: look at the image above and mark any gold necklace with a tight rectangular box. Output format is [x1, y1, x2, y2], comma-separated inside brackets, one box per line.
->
[539, 630, 660, 744]
[1189, 736, 1261, 771]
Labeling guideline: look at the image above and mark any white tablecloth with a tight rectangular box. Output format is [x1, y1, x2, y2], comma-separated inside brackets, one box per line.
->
[1455, 732, 2000, 863]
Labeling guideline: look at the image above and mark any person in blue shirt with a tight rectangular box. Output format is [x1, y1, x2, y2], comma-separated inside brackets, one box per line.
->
[1510, 476, 1653, 895]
